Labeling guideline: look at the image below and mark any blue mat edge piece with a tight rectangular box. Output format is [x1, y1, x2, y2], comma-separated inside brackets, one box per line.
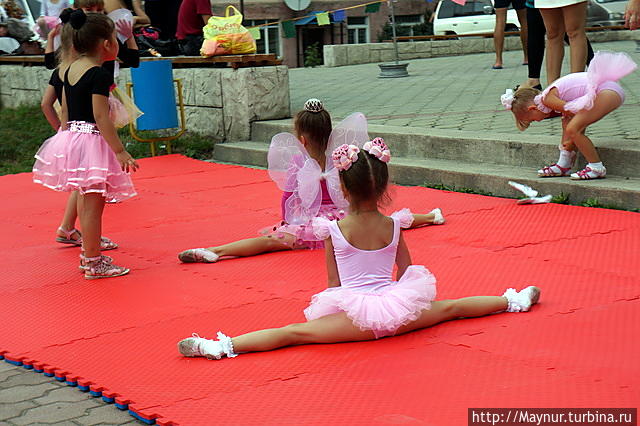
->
[129, 409, 156, 425]
[2, 357, 150, 424]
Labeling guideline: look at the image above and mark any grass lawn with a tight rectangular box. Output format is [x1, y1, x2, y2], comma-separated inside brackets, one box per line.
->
[0, 105, 215, 176]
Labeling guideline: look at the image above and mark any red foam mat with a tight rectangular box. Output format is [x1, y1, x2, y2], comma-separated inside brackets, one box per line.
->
[1, 155, 639, 424]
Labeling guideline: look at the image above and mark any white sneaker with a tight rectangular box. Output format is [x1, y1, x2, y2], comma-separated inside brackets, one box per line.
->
[502, 286, 541, 312]
[430, 208, 445, 225]
[177, 332, 238, 360]
[178, 248, 219, 263]
[178, 333, 224, 359]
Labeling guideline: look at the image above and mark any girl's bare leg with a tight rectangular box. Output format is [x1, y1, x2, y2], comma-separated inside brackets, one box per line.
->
[207, 235, 295, 258]
[232, 312, 375, 353]
[232, 296, 508, 353]
[77, 193, 105, 258]
[57, 191, 80, 239]
[540, 8, 566, 84]
[564, 91, 622, 163]
[410, 213, 437, 228]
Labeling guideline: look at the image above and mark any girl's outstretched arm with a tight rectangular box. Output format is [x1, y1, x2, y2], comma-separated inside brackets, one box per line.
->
[41, 85, 60, 131]
[324, 238, 341, 288]
[395, 233, 411, 280]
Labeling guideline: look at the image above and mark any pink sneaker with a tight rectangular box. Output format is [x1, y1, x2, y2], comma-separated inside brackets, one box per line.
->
[84, 256, 129, 280]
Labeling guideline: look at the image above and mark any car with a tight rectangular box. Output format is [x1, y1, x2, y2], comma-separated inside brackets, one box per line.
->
[587, 0, 626, 27]
[433, 0, 521, 36]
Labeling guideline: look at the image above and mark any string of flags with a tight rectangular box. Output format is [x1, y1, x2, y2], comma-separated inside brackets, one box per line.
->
[245, 0, 464, 41]
[246, 0, 386, 40]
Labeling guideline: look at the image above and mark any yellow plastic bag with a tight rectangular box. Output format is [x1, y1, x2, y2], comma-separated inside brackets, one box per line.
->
[201, 5, 256, 56]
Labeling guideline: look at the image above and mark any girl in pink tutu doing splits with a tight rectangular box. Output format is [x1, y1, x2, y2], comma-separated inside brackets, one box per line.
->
[33, 10, 139, 279]
[177, 138, 541, 360]
[501, 51, 637, 180]
[178, 99, 444, 264]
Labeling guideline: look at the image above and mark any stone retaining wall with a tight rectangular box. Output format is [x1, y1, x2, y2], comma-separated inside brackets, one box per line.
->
[324, 30, 640, 67]
[0, 64, 290, 141]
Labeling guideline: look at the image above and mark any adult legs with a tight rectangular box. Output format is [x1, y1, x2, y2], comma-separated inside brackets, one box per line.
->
[540, 7, 566, 84]
[493, 8, 508, 68]
[516, 8, 529, 64]
[525, 7, 546, 87]
[562, 2, 588, 73]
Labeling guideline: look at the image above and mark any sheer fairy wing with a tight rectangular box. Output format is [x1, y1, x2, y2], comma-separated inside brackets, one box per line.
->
[267, 132, 309, 192]
[325, 112, 370, 170]
[283, 159, 322, 225]
[324, 168, 349, 210]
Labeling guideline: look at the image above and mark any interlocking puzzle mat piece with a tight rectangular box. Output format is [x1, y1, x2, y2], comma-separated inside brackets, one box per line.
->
[2, 155, 639, 425]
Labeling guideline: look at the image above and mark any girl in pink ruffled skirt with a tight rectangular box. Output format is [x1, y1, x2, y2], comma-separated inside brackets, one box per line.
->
[33, 10, 139, 279]
[501, 51, 637, 180]
[177, 138, 541, 360]
[178, 99, 444, 264]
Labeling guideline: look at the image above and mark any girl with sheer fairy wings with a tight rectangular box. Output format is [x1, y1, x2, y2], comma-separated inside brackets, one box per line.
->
[178, 99, 445, 264]
[176, 138, 541, 360]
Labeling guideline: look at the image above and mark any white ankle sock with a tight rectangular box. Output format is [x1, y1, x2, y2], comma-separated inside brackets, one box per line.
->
[557, 150, 576, 168]
[587, 162, 604, 171]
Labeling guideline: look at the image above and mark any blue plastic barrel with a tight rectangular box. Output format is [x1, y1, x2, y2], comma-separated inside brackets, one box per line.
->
[130, 60, 179, 130]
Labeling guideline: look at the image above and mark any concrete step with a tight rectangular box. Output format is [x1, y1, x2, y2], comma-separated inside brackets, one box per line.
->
[213, 140, 640, 210]
[250, 119, 640, 178]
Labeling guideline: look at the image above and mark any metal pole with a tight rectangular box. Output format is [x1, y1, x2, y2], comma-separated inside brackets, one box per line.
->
[389, 0, 399, 65]
[240, 0, 245, 16]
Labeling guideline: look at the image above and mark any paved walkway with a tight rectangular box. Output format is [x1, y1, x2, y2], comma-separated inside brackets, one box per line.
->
[0, 362, 140, 425]
[290, 40, 639, 142]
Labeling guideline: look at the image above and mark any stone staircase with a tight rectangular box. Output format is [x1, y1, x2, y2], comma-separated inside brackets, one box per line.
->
[213, 119, 640, 210]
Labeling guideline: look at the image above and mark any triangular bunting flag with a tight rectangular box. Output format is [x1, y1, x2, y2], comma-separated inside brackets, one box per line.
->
[248, 27, 261, 40]
[316, 12, 330, 25]
[364, 2, 381, 13]
[282, 20, 296, 38]
[332, 9, 346, 22]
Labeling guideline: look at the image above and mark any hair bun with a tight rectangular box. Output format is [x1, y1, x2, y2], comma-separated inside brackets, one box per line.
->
[59, 8, 73, 24]
[304, 98, 324, 113]
[69, 9, 87, 30]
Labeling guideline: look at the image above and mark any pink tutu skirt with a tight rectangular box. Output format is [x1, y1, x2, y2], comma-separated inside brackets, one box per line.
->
[564, 51, 637, 113]
[260, 205, 347, 250]
[304, 265, 437, 338]
[33, 123, 136, 203]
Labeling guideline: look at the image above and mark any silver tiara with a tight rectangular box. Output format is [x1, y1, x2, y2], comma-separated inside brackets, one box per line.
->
[304, 98, 324, 113]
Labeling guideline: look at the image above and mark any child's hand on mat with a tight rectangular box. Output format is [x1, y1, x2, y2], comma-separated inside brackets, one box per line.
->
[117, 151, 139, 173]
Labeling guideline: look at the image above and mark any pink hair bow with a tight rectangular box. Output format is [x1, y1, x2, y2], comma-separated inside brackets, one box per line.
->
[332, 144, 360, 171]
[363, 137, 391, 163]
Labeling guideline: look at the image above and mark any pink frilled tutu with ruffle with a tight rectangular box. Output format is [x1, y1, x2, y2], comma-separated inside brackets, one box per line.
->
[260, 205, 347, 250]
[304, 265, 437, 338]
[303, 209, 435, 338]
[32, 123, 136, 203]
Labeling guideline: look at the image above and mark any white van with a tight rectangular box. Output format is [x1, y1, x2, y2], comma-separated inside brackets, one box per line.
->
[433, 0, 521, 36]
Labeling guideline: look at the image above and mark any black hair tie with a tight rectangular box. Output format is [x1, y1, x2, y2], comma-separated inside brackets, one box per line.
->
[59, 8, 73, 24]
[69, 9, 87, 30]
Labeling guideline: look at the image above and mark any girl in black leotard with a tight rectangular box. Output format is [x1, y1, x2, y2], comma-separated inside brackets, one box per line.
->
[34, 10, 139, 280]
